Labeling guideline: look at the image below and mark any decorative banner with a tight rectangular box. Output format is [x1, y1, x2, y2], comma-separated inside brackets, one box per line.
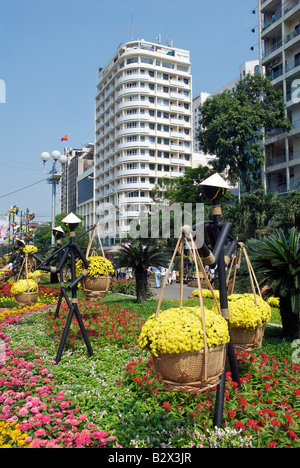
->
[0, 220, 9, 245]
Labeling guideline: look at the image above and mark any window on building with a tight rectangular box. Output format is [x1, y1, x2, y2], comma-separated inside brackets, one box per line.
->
[178, 65, 188, 72]
[127, 177, 138, 183]
[127, 163, 138, 169]
[127, 57, 138, 64]
[141, 57, 153, 64]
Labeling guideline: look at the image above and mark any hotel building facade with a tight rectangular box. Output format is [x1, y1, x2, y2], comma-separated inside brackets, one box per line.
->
[260, 0, 300, 194]
[94, 40, 193, 243]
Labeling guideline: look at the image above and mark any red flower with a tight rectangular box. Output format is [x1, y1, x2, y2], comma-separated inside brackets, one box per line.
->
[234, 421, 245, 431]
[268, 442, 277, 448]
[163, 401, 171, 411]
[287, 430, 298, 440]
[237, 396, 248, 408]
[228, 410, 235, 419]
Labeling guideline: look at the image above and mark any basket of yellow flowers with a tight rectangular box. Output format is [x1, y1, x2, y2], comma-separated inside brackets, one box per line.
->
[224, 243, 271, 350]
[76, 225, 113, 300]
[224, 293, 271, 350]
[76, 255, 114, 300]
[11, 279, 39, 306]
[139, 232, 229, 393]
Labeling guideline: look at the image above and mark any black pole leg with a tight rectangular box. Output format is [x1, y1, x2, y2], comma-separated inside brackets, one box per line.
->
[54, 291, 63, 318]
[213, 345, 228, 427]
[73, 303, 93, 357]
[55, 306, 74, 365]
[227, 337, 241, 388]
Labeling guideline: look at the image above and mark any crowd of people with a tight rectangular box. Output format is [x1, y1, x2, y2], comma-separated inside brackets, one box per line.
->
[114, 262, 217, 289]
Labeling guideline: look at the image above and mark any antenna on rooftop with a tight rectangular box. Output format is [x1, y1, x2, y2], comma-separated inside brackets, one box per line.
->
[131, 15, 134, 40]
[156, 33, 161, 44]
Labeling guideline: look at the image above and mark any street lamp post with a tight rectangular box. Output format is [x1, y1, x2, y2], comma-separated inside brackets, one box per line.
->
[40, 150, 68, 245]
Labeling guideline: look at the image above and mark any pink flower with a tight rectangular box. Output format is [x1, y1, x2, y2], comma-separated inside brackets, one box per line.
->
[93, 431, 108, 439]
[60, 401, 70, 410]
[34, 428, 46, 437]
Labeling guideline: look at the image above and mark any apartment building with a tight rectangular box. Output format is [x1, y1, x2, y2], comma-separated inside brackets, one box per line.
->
[192, 61, 259, 192]
[95, 40, 193, 243]
[260, 0, 300, 193]
[60, 143, 94, 217]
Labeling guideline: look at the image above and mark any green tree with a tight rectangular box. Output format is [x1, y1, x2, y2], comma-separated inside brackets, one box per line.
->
[198, 73, 291, 192]
[34, 213, 91, 255]
[276, 191, 300, 234]
[152, 166, 214, 205]
[113, 239, 168, 302]
[246, 228, 300, 339]
[222, 190, 282, 240]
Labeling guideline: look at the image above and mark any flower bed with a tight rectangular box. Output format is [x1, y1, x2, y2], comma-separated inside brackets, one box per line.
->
[45, 299, 143, 350]
[0, 297, 299, 448]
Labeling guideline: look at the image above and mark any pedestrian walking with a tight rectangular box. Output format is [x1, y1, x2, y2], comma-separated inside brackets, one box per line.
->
[151, 266, 161, 288]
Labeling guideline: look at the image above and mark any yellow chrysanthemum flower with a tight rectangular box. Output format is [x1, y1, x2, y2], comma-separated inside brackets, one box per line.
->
[76, 256, 114, 278]
[215, 293, 272, 330]
[11, 279, 38, 295]
[138, 306, 230, 357]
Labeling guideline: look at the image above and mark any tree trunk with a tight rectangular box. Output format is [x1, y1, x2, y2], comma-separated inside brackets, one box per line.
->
[135, 268, 148, 303]
[280, 296, 300, 339]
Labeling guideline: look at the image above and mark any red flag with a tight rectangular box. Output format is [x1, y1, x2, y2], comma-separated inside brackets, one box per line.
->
[61, 135, 68, 141]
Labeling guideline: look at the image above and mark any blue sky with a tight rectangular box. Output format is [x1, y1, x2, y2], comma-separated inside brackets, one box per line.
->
[0, 0, 258, 222]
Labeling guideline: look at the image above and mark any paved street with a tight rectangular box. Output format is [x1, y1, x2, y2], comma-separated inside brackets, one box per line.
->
[150, 281, 196, 301]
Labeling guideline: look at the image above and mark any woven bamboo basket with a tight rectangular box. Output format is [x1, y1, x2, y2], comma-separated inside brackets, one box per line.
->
[14, 291, 39, 307]
[151, 232, 227, 394]
[13, 254, 39, 307]
[227, 243, 267, 351]
[81, 226, 111, 301]
[231, 324, 265, 351]
[82, 276, 110, 301]
[152, 345, 226, 393]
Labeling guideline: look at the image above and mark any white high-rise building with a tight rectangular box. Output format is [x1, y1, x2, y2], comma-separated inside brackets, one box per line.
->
[95, 40, 193, 244]
[259, 0, 300, 194]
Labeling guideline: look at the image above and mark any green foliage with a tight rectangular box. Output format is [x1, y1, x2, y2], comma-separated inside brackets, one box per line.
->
[152, 166, 214, 205]
[113, 239, 168, 302]
[198, 73, 291, 192]
[222, 189, 281, 240]
[33, 213, 92, 256]
[113, 239, 168, 272]
[238, 228, 300, 338]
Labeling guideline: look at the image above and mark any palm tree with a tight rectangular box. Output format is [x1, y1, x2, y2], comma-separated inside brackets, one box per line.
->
[247, 227, 300, 339]
[113, 239, 168, 303]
